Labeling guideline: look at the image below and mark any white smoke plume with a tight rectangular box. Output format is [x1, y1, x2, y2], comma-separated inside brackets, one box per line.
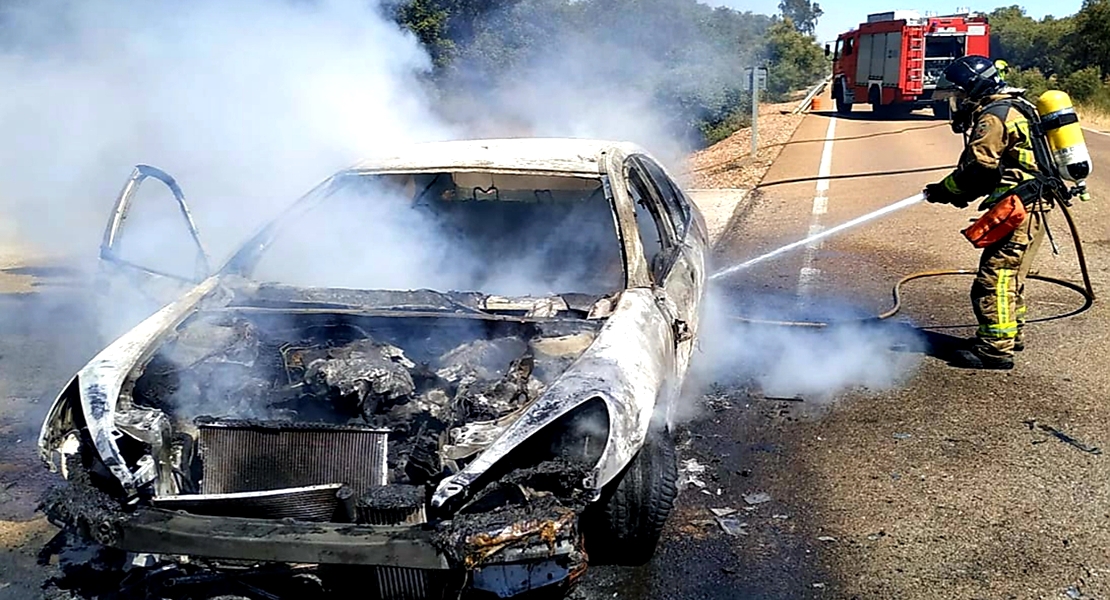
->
[0, 0, 450, 263]
[0, 0, 908, 411]
[678, 286, 924, 418]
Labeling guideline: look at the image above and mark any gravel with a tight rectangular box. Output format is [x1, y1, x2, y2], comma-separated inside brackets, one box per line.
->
[681, 101, 807, 190]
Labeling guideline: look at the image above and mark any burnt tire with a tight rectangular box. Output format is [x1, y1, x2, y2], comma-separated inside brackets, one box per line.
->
[584, 428, 678, 566]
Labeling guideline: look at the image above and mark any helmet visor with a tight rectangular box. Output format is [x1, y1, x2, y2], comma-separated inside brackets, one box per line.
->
[932, 72, 961, 100]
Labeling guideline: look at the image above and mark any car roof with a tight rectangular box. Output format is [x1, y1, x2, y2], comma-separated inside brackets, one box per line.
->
[346, 138, 650, 176]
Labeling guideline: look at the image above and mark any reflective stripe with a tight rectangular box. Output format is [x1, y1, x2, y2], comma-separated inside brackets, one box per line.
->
[1004, 118, 1038, 171]
[983, 268, 1019, 340]
[1015, 148, 1037, 170]
[979, 323, 1019, 337]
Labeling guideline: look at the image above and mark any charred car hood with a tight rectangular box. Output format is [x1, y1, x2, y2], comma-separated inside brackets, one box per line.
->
[40, 277, 674, 510]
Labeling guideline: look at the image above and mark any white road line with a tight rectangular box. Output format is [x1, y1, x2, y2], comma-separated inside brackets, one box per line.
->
[797, 117, 838, 303]
[815, 118, 837, 192]
[811, 195, 828, 215]
[1083, 127, 1110, 137]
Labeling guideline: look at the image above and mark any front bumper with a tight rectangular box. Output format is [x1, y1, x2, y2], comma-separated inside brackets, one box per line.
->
[49, 496, 585, 598]
[116, 508, 450, 569]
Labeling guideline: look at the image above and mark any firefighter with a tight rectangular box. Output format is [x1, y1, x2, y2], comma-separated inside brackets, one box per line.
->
[994, 58, 1010, 80]
[924, 55, 1047, 370]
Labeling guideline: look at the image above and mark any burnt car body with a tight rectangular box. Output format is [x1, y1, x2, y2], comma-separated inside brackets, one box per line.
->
[38, 138, 708, 599]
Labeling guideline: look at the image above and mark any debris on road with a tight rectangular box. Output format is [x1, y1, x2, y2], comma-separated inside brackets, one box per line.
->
[679, 458, 709, 489]
[710, 507, 738, 518]
[1024, 420, 1102, 455]
[1065, 585, 1084, 599]
[817, 536, 838, 543]
[715, 516, 748, 537]
[704, 392, 734, 413]
[772, 514, 790, 520]
[743, 492, 771, 505]
[893, 432, 913, 440]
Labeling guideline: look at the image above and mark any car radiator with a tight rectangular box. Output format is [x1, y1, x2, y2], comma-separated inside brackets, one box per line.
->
[197, 419, 389, 495]
[189, 419, 439, 599]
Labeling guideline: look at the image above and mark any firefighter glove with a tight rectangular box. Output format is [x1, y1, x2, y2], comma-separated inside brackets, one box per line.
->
[925, 183, 968, 208]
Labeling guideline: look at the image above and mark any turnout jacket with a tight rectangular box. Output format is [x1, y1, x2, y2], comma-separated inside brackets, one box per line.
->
[941, 93, 1040, 207]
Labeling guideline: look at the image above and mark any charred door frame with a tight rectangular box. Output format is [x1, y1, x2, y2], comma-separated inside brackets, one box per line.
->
[100, 164, 211, 282]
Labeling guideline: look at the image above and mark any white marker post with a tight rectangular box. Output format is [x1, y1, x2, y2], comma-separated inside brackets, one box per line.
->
[749, 67, 767, 157]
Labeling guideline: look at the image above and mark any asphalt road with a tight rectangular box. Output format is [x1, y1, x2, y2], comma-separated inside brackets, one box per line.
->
[2, 106, 1110, 600]
[578, 108, 1110, 599]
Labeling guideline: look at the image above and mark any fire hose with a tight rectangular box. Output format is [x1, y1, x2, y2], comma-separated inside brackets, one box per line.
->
[717, 185, 1096, 329]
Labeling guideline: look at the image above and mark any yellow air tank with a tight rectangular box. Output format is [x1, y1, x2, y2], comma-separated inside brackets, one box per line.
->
[1037, 90, 1092, 197]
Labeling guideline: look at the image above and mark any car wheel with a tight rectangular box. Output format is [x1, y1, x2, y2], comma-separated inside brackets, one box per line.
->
[583, 427, 678, 566]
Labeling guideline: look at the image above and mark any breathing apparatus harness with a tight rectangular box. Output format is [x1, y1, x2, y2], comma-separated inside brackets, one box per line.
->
[965, 90, 1087, 255]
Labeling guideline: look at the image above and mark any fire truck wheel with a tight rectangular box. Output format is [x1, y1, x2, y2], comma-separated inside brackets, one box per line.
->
[868, 87, 885, 116]
[835, 96, 853, 114]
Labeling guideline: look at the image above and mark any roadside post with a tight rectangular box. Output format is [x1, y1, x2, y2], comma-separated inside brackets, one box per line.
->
[746, 67, 768, 156]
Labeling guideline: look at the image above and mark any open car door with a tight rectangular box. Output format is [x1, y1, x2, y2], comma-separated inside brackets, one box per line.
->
[96, 165, 211, 340]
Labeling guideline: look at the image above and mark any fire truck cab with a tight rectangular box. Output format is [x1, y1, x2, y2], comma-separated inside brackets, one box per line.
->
[828, 10, 990, 118]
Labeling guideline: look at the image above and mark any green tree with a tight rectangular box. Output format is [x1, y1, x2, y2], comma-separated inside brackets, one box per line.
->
[392, 0, 823, 146]
[778, 0, 822, 36]
[764, 18, 827, 100]
[1072, 0, 1110, 75]
[987, 6, 1075, 76]
[392, 0, 454, 68]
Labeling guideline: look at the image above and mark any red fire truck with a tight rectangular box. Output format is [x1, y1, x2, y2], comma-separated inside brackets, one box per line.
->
[827, 10, 991, 118]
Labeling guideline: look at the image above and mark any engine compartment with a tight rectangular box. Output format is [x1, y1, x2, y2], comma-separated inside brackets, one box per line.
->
[120, 309, 601, 522]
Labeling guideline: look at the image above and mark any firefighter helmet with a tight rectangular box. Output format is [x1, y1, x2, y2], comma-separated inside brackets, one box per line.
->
[939, 55, 1004, 100]
[994, 59, 1010, 80]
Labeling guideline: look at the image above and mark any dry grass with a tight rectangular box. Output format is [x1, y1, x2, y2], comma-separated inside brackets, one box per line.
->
[1078, 103, 1110, 132]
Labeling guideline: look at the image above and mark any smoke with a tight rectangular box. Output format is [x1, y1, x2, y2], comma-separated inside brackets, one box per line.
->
[0, 0, 449, 264]
[249, 172, 625, 297]
[432, 0, 764, 167]
[680, 286, 924, 419]
[0, 0, 761, 270]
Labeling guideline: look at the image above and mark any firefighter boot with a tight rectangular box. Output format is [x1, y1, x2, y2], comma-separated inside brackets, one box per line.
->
[951, 342, 1015, 370]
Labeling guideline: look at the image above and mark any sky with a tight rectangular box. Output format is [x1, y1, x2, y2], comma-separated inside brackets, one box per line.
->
[708, 1, 1085, 44]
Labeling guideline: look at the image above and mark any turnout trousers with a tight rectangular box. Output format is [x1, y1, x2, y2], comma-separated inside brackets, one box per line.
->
[971, 207, 1048, 358]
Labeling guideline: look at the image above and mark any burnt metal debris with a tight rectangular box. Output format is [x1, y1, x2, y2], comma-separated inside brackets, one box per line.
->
[1024, 419, 1103, 455]
[39, 306, 611, 599]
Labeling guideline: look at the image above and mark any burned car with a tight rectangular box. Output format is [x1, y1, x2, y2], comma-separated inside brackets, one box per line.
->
[38, 138, 708, 599]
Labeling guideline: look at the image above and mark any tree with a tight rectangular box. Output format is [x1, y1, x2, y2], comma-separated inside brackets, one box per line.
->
[1073, 0, 1110, 75]
[987, 6, 1075, 76]
[778, 0, 822, 36]
[764, 18, 827, 100]
[391, 0, 820, 147]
